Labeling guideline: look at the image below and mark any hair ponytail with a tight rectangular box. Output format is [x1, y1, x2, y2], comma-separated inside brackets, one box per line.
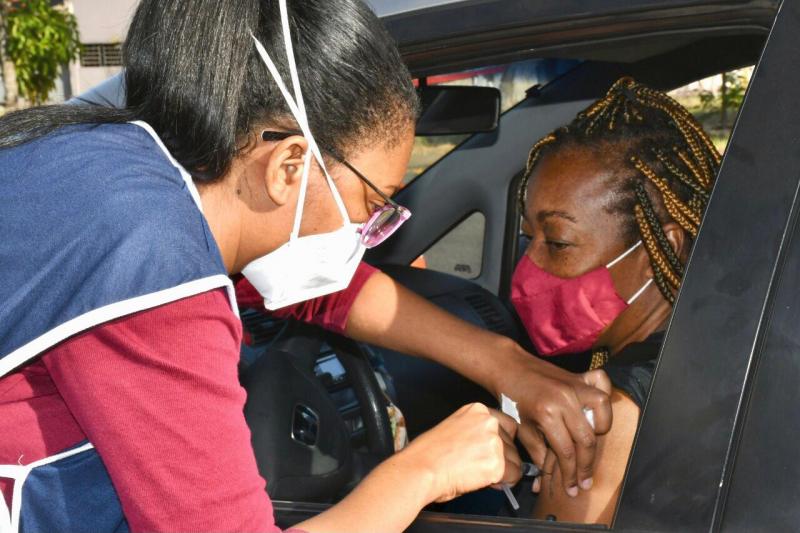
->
[123, 0, 261, 180]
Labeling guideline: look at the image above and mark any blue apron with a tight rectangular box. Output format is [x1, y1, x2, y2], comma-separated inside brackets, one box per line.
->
[0, 121, 237, 533]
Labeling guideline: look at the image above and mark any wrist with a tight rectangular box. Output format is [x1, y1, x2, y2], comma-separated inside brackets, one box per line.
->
[486, 336, 539, 397]
[388, 443, 440, 506]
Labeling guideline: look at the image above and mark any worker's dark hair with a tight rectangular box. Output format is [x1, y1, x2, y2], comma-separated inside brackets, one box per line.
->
[520, 77, 720, 305]
[0, 0, 418, 181]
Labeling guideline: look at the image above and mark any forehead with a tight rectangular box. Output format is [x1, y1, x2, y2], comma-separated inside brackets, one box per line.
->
[524, 146, 622, 224]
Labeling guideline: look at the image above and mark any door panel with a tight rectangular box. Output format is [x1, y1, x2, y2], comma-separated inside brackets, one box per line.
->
[615, 2, 800, 530]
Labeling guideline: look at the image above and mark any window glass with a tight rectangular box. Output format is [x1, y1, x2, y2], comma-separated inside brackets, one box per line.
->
[405, 58, 580, 184]
[669, 66, 754, 152]
[416, 212, 485, 279]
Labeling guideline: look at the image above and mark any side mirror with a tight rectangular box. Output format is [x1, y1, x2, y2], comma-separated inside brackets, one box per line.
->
[415, 85, 501, 136]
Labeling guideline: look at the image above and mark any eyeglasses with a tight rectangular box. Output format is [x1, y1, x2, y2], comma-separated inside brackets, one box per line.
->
[261, 130, 411, 248]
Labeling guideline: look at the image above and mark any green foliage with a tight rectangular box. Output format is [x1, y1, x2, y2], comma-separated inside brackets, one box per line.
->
[5, 0, 80, 105]
[698, 89, 716, 112]
[694, 70, 751, 127]
[721, 70, 748, 110]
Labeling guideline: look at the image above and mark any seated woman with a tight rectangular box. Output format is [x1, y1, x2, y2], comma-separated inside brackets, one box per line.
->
[511, 77, 720, 524]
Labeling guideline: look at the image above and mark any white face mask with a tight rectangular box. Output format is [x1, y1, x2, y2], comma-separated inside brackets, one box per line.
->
[241, 0, 366, 310]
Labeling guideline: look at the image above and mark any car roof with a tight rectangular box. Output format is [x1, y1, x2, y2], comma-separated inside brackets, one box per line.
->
[368, 0, 464, 18]
[371, 0, 778, 18]
[384, 0, 777, 76]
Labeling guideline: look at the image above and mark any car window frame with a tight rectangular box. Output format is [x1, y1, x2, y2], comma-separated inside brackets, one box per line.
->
[614, 1, 797, 530]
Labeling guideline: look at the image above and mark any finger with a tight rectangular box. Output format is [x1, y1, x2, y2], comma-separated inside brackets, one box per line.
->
[577, 376, 613, 435]
[562, 409, 597, 492]
[582, 369, 612, 395]
[489, 409, 519, 439]
[501, 439, 523, 485]
[518, 423, 547, 467]
[543, 449, 557, 476]
[498, 425, 516, 448]
[539, 416, 579, 497]
[542, 450, 558, 498]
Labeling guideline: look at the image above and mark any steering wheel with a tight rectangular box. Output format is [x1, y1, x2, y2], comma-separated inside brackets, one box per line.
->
[241, 322, 395, 502]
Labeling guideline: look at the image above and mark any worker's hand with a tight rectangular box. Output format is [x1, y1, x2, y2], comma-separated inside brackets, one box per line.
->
[495, 354, 612, 498]
[395, 403, 522, 504]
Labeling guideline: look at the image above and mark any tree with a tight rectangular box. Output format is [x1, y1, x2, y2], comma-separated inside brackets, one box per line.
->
[698, 69, 751, 129]
[720, 70, 748, 129]
[4, 0, 80, 107]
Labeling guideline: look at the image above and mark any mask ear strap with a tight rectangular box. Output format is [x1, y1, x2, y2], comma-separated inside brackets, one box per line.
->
[278, 0, 306, 125]
[275, 0, 350, 226]
[288, 149, 314, 240]
[626, 278, 654, 305]
[250, 5, 351, 228]
[606, 240, 643, 269]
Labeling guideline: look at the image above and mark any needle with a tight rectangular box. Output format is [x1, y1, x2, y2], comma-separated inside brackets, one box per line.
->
[502, 483, 520, 510]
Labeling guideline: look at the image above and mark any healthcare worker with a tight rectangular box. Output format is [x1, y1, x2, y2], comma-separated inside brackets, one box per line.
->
[0, 1, 612, 531]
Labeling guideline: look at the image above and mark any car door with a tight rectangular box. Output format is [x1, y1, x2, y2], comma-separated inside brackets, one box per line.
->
[618, 0, 800, 531]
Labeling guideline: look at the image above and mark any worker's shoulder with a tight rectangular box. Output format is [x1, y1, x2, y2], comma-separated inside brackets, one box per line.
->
[0, 122, 219, 267]
[1, 122, 184, 191]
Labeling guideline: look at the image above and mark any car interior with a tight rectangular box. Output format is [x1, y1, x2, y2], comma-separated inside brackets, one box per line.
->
[235, 16, 770, 528]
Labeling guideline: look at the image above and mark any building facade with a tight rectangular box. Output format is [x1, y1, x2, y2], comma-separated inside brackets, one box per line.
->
[66, 0, 137, 98]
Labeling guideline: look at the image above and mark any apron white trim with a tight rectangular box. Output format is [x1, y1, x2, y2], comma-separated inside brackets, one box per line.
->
[0, 274, 236, 379]
[129, 121, 205, 213]
[0, 442, 95, 533]
[127, 120, 239, 318]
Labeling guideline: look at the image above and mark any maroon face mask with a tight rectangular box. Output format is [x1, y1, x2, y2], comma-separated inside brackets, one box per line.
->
[511, 241, 653, 356]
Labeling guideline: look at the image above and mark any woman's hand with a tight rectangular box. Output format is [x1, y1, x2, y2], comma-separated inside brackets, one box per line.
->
[296, 403, 522, 533]
[396, 403, 522, 504]
[532, 389, 641, 526]
[499, 356, 613, 498]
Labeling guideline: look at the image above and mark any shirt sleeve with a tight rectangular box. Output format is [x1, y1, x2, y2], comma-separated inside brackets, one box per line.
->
[604, 359, 656, 409]
[234, 262, 379, 334]
[42, 289, 303, 533]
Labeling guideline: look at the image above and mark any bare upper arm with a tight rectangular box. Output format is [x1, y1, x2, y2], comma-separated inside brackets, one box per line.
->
[532, 389, 641, 525]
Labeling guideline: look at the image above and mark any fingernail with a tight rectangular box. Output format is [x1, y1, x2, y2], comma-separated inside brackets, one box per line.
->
[567, 485, 579, 497]
[533, 478, 541, 493]
[580, 477, 593, 490]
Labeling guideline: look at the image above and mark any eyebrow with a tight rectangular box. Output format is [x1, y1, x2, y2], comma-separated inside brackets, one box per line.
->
[536, 210, 578, 223]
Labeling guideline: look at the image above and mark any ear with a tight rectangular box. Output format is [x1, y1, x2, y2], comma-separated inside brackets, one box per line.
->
[642, 222, 687, 279]
[662, 222, 688, 263]
[262, 135, 309, 206]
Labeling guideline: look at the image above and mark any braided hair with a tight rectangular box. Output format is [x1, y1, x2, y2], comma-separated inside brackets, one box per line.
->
[520, 77, 720, 305]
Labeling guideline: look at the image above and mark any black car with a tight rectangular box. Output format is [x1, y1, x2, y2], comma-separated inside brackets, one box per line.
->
[78, 1, 799, 530]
